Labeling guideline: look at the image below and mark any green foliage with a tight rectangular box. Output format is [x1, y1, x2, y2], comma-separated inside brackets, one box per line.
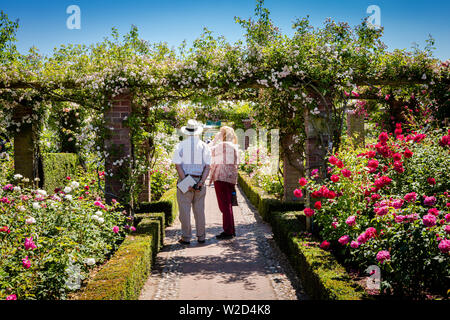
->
[42, 153, 79, 193]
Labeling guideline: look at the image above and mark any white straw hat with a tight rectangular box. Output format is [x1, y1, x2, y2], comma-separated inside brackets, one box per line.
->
[181, 119, 203, 136]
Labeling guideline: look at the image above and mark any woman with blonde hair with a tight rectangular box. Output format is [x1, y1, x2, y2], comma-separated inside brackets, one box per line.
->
[210, 126, 239, 239]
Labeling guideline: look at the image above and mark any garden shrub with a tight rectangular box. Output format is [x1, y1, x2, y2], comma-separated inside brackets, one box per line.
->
[134, 212, 165, 249]
[0, 175, 127, 300]
[42, 153, 78, 193]
[296, 127, 450, 297]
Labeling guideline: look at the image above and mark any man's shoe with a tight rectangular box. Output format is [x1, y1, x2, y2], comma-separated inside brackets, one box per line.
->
[178, 238, 190, 245]
[216, 232, 233, 240]
[198, 239, 206, 244]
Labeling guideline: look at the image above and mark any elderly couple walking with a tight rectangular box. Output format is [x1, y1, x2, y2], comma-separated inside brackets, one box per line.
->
[171, 119, 239, 244]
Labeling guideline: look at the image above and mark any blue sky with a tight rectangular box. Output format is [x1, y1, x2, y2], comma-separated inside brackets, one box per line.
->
[1, 0, 449, 60]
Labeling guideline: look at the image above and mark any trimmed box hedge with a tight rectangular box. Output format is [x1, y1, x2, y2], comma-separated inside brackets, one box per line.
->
[238, 172, 304, 221]
[136, 187, 178, 226]
[271, 211, 366, 300]
[42, 153, 78, 193]
[134, 212, 165, 249]
[77, 217, 161, 300]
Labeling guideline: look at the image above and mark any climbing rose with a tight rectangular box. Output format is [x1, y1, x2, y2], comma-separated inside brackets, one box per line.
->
[293, 189, 303, 198]
[298, 177, 308, 186]
[24, 237, 37, 250]
[422, 214, 436, 227]
[392, 153, 402, 161]
[320, 241, 330, 250]
[428, 208, 439, 216]
[424, 196, 436, 207]
[404, 192, 417, 203]
[342, 169, 351, 178]
[438, 239, 450, 253]
[304, 208, 315, 217]
[314, 201, 322, 210]
[445, 213, 450, 223]
[113, 226, 119, 234]
[376, 250, 391, 264]
[330, 175, 340, 182]
[367, 159, 379, 170]
[336, 160, 344, 168]
[22, 256, 31, 269]
[427, 177, 436, 185]
[338, 235, 350, 245]
[6, 294, 17, 300]
[346, 215, 356, 226]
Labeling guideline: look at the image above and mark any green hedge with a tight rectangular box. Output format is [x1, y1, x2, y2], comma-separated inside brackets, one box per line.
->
[134, 212, 165, 249]
[136, 187, 178, 226]
[271, 211, 366, 300]
[42, 153, 78, 193]
[77, 218, 160, 300]
[238, 172, 304, 221]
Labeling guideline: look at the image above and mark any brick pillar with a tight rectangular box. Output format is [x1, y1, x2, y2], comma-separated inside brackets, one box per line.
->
[104, 93, 132, 204]
[304, 95, 333, 231]
[282, 134, 304, 202]
[13, 106, 37, 184]
[346, 109, 365, 147]
[242, 119, 252, 150]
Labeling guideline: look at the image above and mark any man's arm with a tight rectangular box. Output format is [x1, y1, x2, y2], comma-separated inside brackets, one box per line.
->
[175, 164, 186, 180]
[196, 164, 210, 189]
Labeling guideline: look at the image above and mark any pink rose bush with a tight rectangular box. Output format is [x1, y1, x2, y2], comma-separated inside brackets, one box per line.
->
[0, 175, 126, 300]
[296, 128, 450, 295]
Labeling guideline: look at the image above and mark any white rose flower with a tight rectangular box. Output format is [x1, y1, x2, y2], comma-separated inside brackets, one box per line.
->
[13, 186, 21, 192]
[70, 181, 80, 189]
[25, 217, 36, 224]
[95, 211, 103, 216]
[37, 189, 47, 196]
[64, 195, 73, 201]
[84, 258, 96, 266]
[64, 187, 72, 194]
[32, 202, 40, 210]
[97, 217, 104, 224]
[13, 174, 23, 180]
[18, 205, 26, 212]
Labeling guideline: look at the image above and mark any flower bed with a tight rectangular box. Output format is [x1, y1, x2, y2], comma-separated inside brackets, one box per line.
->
[0, 175, 129, 300]
[238, 172, 365, 299]
[295, 127, 450, 297]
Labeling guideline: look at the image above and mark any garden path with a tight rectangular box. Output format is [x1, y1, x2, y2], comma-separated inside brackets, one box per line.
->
[139, 182, 307, 300]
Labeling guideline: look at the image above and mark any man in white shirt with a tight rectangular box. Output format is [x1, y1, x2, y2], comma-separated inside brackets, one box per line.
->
[172, 119, 211, 244]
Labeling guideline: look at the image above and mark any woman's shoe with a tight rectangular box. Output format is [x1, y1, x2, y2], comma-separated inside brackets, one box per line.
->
[178, 238, 190, 245]
[216, 232, 233, 240]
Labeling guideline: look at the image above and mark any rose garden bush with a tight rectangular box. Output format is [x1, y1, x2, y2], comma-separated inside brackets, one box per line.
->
[295, 126, 450, 297]
[0, 175, 130, 300]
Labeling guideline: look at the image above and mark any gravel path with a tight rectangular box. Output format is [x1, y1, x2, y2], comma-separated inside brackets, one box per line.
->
[139, 182, 307, 300]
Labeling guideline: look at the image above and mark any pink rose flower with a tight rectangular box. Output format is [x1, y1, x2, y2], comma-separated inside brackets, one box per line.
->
[438, 239, 450, 253]
[342, 169, 351, 178]
[404, 192, 417, 203]
[422, 214, 436, 227]
[424, 196, 436, 207]
[304, 208, 315, 217]
[293, 189, 303, 198]
[444, 225, 450, 234]
[6, 294, 17, 300]
[428, 208, 439, 216]
[22, 256, 31, 269]
[346, 215, 356, 226]
[24, 237, 37, 251]
[338, 235, 350, 245]
[350, 241, 359, 248]
[330, 175, 340, 182]
[113, 226, 119, 234]
[298, 177, 308, 186]
[376, 250, 391, 264]
[320, 240, 330, 250]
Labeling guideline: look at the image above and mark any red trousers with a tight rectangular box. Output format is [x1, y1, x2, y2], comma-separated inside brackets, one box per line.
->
[213, 180, 236, 236]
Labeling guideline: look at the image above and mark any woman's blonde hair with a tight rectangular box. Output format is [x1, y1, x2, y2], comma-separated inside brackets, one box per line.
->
[218, 126, 237, 144]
